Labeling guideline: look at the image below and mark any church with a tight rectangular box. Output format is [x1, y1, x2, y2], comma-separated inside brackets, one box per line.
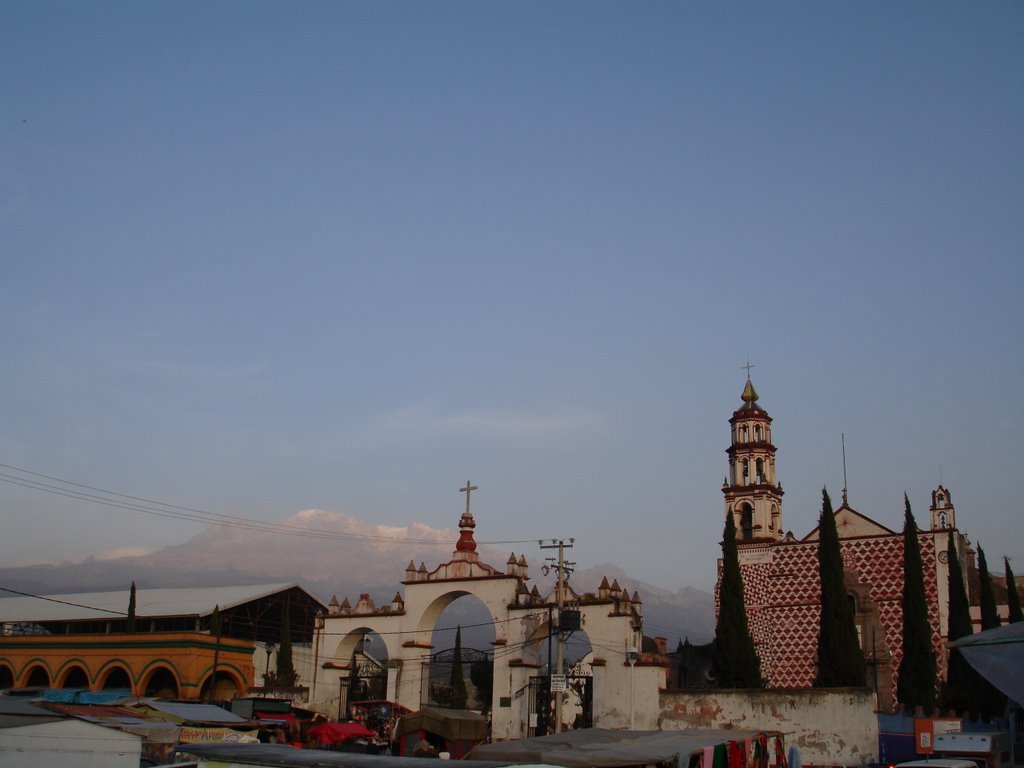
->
[716, 376, 969, 711]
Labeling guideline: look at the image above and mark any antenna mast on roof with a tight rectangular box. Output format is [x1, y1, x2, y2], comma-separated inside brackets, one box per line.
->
[841, 433, 849, 506]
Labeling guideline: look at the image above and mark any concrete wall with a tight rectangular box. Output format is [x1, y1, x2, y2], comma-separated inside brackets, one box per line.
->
[660, 688, 878, 768]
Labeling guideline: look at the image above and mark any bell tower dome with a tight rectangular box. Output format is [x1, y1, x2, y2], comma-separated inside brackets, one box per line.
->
[722, 375, 784, 542]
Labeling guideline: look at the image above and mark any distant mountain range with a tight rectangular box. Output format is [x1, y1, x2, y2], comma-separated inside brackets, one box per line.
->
[0, 509, 714, 645]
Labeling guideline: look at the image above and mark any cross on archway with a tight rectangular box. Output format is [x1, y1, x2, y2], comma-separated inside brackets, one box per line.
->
[460, 481, 478, 516]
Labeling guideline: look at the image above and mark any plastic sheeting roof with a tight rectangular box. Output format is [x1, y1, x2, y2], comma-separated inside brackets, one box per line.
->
[0, 583, 316, 622]
[182, 742, 557, 767]
[470, 727, 771, 768]
[395, 706, 489, 741]
[953, 621, 1024, 706]
[139, 698, 247, 723]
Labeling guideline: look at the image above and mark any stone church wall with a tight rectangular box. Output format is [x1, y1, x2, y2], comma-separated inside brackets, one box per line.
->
[659, 687, 878, 768]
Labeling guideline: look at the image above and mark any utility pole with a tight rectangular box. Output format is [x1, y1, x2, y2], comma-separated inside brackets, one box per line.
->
[539, 538, 574, 733]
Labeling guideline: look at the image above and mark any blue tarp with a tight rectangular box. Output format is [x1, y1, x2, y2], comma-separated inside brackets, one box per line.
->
[40, 688, 132, 704]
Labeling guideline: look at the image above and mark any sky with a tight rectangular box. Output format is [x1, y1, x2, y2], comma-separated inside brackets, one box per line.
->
[1, 2, 1022, 593]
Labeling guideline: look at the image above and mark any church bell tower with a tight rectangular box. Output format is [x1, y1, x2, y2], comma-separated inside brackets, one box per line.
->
[722, 375, 784, 542]
[929, 485, 956, 531]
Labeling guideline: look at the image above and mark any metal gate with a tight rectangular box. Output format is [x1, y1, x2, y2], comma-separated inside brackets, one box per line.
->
[527, 675, 593, 736]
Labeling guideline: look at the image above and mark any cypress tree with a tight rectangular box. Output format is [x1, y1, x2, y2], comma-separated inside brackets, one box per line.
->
[977, 545, 1001, 630]
[814, 487, 867, 687]
[276, 603, 296, 684]
[711, 510, 763, 687]
[126, 581, 137, 633]
[1004, 557, 1023, 623]
[941, 530, 980, 714]
[449, 625, 468, 708]
[896, 494, 935, 711]
[975, 545, 1007, 717]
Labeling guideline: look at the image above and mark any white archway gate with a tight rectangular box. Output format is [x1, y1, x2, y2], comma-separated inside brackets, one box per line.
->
[309, 500, 662, 739]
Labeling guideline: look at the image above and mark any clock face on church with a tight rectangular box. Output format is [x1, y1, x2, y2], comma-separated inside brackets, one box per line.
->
[938, 550, 949, 563]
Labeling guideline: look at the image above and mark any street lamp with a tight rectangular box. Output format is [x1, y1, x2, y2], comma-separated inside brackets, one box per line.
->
[312, 610, 325, 701]
[264, 642, 278, 687]
[626, 646, 638, 730]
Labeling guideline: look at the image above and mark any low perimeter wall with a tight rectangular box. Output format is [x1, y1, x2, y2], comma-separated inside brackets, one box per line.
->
[659, 688, 878, 768]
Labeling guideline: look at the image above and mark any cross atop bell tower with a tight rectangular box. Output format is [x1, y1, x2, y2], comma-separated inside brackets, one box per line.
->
[722, 369, 784, 542]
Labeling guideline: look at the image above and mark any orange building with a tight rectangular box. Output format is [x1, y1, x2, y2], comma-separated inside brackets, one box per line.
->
[0, 630, 253, 700]
[0, 583, 325, 701]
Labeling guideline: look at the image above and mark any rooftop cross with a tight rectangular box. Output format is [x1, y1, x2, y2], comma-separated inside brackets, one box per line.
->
[742, 359, 755, 380]
[460, 480, 478, 516]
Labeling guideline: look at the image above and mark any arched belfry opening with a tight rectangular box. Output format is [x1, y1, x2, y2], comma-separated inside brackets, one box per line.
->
[315, 481, 658, 739]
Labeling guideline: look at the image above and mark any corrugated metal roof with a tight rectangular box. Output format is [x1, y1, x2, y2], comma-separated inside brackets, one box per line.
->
[0, 583, 321, 623]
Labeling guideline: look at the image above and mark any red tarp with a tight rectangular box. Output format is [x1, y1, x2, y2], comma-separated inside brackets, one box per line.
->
[308, 721, 377, 745]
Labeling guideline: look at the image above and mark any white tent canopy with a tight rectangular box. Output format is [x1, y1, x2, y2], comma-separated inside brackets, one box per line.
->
[953, 621, 1024, 706]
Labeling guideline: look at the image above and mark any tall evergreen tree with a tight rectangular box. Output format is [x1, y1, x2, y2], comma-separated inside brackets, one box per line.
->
[977, 545, 1001, 630]
[941, 530, 979, 714]
[711, 510, 763, 687]
[814, 487, 867, 687]
[449, 625, 468, 708]
[276, 603, 296, 684]
[126, 581, 137, 633]
[1004, 557, 1023, 623]
[896, 494, 936, 711]
[975, 544, 1007, 717]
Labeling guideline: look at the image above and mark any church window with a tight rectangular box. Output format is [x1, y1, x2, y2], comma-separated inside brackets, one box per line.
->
[742, 460, 749, 483]
[937, 494, 946, 508]
[939, 512, 947, 529]
[740, 426, 748, 443]
[755, 425, 762, 441]
[756, 458, 765, 484]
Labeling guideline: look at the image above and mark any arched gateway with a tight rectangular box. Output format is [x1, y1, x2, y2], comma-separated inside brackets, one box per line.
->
[311, 487, 663, 737]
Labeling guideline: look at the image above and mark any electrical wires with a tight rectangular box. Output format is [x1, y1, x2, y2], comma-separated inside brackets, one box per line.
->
[0, 463, 537, 547]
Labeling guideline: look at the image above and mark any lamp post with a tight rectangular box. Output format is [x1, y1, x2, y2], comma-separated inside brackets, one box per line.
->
[312, 610, 324, 701]
[626, 646, 638, 730]
[264, 642, 277, 687]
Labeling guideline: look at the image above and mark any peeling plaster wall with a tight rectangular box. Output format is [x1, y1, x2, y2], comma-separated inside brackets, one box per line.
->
[660, 688, 878, 767]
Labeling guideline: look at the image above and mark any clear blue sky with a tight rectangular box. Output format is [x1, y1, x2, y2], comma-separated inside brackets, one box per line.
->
[2, 2, 1021, 591]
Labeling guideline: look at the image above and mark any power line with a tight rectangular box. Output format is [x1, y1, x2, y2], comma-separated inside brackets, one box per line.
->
[0, 463, 539, 547]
